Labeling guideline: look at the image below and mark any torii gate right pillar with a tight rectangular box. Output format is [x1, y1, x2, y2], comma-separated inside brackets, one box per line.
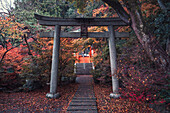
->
[108, 25, 121, 98]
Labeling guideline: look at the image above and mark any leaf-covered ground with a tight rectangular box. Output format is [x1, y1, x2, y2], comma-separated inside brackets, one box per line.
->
[0, 82, 160, 112]
[94, 84, 158, 113]
[0, 83, 78, 112]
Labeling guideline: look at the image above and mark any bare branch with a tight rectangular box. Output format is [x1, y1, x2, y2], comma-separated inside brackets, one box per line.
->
[0, 0, 13, 14]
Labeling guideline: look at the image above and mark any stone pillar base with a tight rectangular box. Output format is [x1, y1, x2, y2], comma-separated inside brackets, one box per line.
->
[110, 93, 121, 98]
[46, 93, 60, 99]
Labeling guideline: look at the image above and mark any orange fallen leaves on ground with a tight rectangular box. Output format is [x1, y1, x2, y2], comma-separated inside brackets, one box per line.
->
[94, 84, 157, 113]
[0, 83, 78, 112]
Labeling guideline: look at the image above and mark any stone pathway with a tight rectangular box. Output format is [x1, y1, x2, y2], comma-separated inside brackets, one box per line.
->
[67, 75, 98, 113]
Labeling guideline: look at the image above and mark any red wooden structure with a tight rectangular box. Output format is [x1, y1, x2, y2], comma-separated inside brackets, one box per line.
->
[74, 46, 95, 63]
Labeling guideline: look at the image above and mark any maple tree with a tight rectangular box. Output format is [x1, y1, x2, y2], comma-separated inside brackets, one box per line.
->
[0, 15, 34, 89]
[0, 16, 26, 63]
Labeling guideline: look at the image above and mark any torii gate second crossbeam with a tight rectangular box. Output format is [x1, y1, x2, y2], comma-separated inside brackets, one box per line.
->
[35, 14, 129, 99]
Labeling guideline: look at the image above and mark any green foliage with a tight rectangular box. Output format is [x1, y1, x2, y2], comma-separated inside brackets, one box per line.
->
[13, 0, 78, 24]
[154, 12, 170, 50]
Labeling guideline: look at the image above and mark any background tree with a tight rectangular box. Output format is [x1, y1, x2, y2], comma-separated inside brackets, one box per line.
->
[0, 16, 27, 64]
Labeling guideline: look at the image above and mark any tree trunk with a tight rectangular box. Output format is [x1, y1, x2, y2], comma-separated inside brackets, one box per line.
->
[102, 0, 170, 72]
[125, 1, 169, 72]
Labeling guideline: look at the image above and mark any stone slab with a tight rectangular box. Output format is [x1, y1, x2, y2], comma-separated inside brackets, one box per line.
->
[67, 106, 97, 111]
[70, 101, 96, 106]
[71, 100, 96, 102]
[67, 75, 98, 112]
[67, 111, 98, 113]
[73, 97, 96, 100]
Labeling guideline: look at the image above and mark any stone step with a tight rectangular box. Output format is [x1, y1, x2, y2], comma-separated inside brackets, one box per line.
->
[75, 91, 94, 93]
[76, 69, 92, 70]
[76, 73, 92, 75]
[75, 90, 94, 92]
[74, 91, 94, 94]
[76, 66, 92, 68]
[78, 86, 93, 88]
[76, 88, 93, 89]
[76, 63, 92, 65]
[76, 67, 92, 69]
[75, 91, 94, 92]
[74, 93, 95, 95]
[76, 69, 92, 71]
[76, 65, 92, 67]
[76, 69, 91, 70]
[67, 106, 97, 111]
[76, 66, 92, 67]
[76, 64, 92, 66]
[76, 70, 92, 72]
[79, 86, 93, 89]
[71, 100, 96, 102]
[76, 71, 92, 73]
[78, 85, 92, 87]
[67, 110, 98, 113]
[76, 65, 92, 66]
[69, 101, 96, 106]
[73, 97, 96, 100]
[67, 76, 97, 113]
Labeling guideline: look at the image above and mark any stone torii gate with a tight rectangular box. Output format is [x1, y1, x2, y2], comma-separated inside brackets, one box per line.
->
[35, 14, 129, 98]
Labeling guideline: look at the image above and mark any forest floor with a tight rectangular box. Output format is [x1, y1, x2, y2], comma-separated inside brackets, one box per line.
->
[94, 84, 158, 113]
[0, 83, 78, 113]
[0, 82, 158, 113]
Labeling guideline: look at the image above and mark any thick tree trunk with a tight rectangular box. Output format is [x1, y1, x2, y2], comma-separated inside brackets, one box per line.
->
[125, 1, 169, 72]
[102, 0, 130, 24]
[102, 0, 170, 72]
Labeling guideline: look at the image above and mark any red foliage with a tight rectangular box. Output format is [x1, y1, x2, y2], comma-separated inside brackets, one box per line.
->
[117, 42, 168, 105]
[94, 84, 157, 113]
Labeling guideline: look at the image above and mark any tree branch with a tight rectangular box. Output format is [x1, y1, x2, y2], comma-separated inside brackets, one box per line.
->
[0, 45, 19, 64]
[24, 34, 32, 55]
[102, 0, 130, 24]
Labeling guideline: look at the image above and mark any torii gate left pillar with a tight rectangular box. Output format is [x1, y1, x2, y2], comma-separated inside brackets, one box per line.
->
[46, 25, 61, 98]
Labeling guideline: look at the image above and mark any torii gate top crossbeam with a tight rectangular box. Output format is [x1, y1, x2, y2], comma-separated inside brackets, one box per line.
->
[34, 14, 128, 26]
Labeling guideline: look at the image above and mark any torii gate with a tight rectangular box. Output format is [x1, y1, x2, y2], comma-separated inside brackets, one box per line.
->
[35, 14, 129, 98]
